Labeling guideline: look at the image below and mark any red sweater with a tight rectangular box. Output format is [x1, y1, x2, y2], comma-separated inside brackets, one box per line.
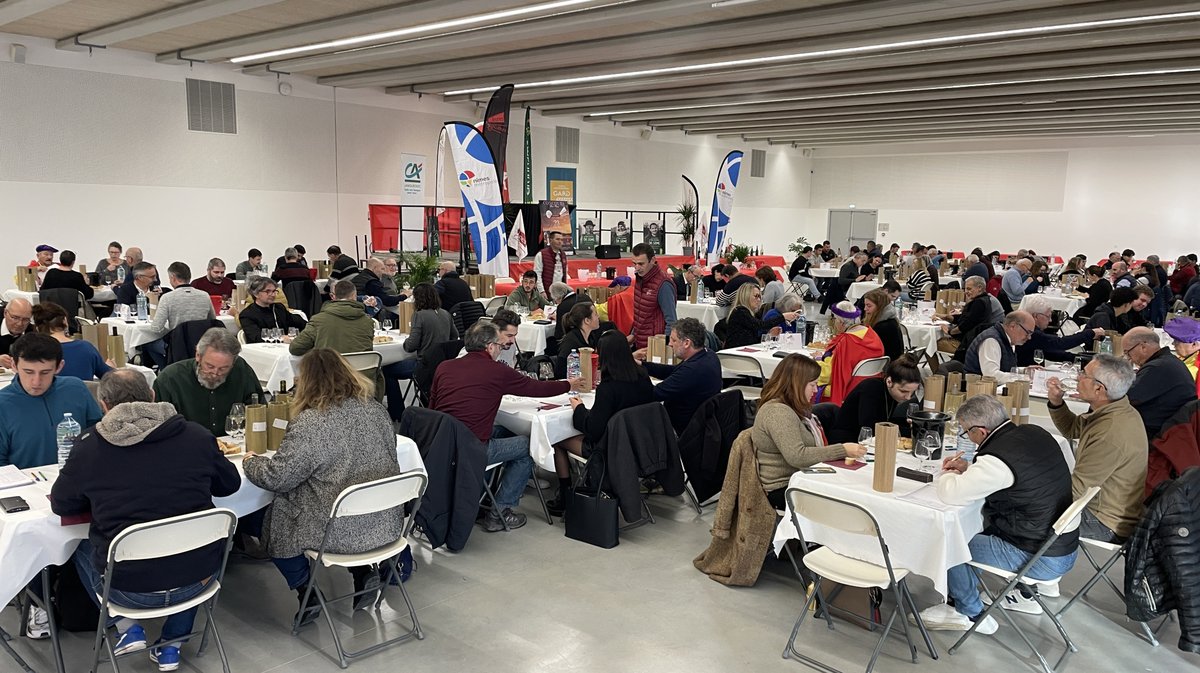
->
[431, 351, 570, 442]
[191, 276, 235, 298]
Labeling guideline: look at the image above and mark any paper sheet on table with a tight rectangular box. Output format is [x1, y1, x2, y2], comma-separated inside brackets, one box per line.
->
[0, 465, 34, 490]
[896, 483, 957, 511]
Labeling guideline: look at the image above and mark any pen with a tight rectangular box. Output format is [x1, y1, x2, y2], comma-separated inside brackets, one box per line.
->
[38, 471, 48, 481]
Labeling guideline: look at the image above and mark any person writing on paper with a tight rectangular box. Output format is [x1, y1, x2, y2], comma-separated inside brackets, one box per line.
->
[0, 334, 102, 468]
[962, 311, 1038, 383]
[829, 355, 922, 443]
[243, 349, 404, 624]
[722, 284, 799, 349]
[755, 353, 865, 509]
[548, 330, 656, 516]
[1046, 354, 1146, 543]
[0, 297, 34, 368]
[918, 395, 1077, 633]
[51, 369, 240, 670]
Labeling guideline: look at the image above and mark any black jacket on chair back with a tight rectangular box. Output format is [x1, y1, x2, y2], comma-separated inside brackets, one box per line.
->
[398, 408, 488, 553]
[592, 403, 685, 522]
[678, 389, 748, 503]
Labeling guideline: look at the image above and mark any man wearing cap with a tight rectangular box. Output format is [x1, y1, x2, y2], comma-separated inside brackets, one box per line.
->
[1165, 316, 1200, 382]
[29, 244, 57, 287]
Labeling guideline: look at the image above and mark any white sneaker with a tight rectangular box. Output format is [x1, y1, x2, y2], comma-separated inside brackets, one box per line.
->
[1037, 579, 1061, 597]
[972, 614, 1000, 635]
[982, 587, 1044, 615]
[913, 604, 971, 631]
[25, 607, 50, 640]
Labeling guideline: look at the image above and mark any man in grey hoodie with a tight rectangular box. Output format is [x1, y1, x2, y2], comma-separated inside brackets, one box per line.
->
[52, 369, 240, 671]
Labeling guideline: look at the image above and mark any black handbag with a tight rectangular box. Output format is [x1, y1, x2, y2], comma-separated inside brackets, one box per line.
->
[564, 457, 619, 549]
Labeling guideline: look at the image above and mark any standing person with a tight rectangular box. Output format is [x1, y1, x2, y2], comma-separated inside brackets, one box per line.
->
[628, 243, 677, 349]
[190, 258, 235, 299]
[829, 354, 923, 443]
[722, 283, 797, 349]
[0, 333, 102, 468]
[243, 349, 404, 623]
[918, 396, 1077, 632]
[547, 330, 656, 515]
[39, 249, 95, 301]
[534, 231, 569, 295]
[755, 353, 865, 508]
[51, 370, 240, 671]
[96, 241, 130, 286]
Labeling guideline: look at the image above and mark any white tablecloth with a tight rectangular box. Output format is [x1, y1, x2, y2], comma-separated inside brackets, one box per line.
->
[233, 278, 329, 292]
[677, 300, 729, 330]
[847, 281, 882, 301]
[100, 315, 239, 356]
[494, 392, 591, 472]
[517, 318, 554, 356]
[773, 453, 984, 597]
[1018, 293, 1086, 316]
[717, 345, 821, 379]
[900, 320, 947, 356]
[239, 336, 414, 391]
[4, 287, 117, 304]
[0, 435, 425, 607]
[810, 267, 839, 278]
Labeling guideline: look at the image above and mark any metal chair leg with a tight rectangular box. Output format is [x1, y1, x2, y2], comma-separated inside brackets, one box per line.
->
[0, 627, 35, 673]
[480, 466, 511, 531]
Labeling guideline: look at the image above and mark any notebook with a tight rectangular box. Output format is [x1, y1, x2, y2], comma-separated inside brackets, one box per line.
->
[0, 464, 35, 490]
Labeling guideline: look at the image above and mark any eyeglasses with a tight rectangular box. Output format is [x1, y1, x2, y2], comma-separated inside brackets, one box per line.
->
[958, 425, 986, 439]
[1016, 323, 1034, 337]
[1121, 342, 1145, 357]
[1077, 372, 1106, 389]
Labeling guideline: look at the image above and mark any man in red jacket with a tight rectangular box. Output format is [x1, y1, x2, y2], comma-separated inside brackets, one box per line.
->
[628, 243, 677, 349]
[432, 321, 583, 532]
[533, 231, 569, 294]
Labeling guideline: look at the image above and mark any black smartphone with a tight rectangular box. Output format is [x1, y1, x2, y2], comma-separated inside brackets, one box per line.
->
[1, 496, 30, 513]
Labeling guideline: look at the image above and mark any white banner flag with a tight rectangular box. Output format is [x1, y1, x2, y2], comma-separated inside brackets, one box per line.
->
[444, 122, 509, 277]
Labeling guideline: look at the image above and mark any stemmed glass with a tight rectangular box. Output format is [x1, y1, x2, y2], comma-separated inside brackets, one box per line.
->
[381, 318, 393, 332]
[1033, 349, 1045, 367]
[228, 403, 246, 439]
[914, 432, 941, 472]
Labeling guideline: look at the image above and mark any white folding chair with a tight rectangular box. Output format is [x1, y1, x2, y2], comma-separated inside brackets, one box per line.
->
[1053, 537, 1167, 646]
[484, 296, 506, 316]
[90, 508, 238, 673]
[948, 486, 1100, 673]
[851, 356, 890, 379]
[236, 330, 247, 344]
[783, 488, 937, 673]
[342, 351, 383, 374]
[718, 353, 766, 401]
[295, 473, 428, 668]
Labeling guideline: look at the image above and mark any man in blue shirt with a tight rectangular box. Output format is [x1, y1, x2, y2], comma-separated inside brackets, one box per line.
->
[1001, 258, 1032, 304]
[634, 318, 722, 433]
[0, 333, 102, 468]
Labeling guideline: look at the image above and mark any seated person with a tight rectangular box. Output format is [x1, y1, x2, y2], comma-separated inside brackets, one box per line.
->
[39, 250, 95, 300]
[815, 302, 884, 405]
[905, 255, 933, 301]
[190, 258, 235, 298]
[1117, 284, 1152, 333]
[757, 267, 786, 307]
[273, 244, 308, 270]
[235, 248, 265, 276]
[380, 257, 402, 297]
[30, 244, 56, 287]
[554, 301, 600, 379]
[1164, 316, 1200, 381]
[713, 265, 757, 307]
[633, 317, 722, 434]
[1001, 258, 1032, 304]
[326, 245, 360, 280]
[1084, 287, 1137, 334]
[382, 282, 458, 420]
[144, 262, 217, 369]
[722, 283, 798, 349]
[829, 354, 922, 443]
[354, 258, 407, 311]
[52, 369, 239, 669]
[271, 247, 311, 286]
[862, 289, 903, 361]
[95, 241, 130, 286]
[289, 279, 380, 394]
[505, 270, 548, 313]
[0, 298, 35, 367]
[1072, 265, 1111, 320]
[489, 309, 522, 368]
[32, 302, 113, 380]
[434, 261, 475, 309]
[763, 293, 804, 333]
[154, 328, 264, 435]
[549, 330, 655, 515]
[1124, 326, 1198, 438]
[238, 276, 307, 344]
[1016, 295, 1103, 366]
[919, 395, 1077, 632]
[113, 261, 159, 307]
[244, 349, 403, 623]
[755, 353, 864, 509]
[963, 311, 1036, 383]
[432, 322, 582, 532]
[1046, 355, 1147, 543]
[550, 281, 589, 339]
[0, 333, 102, 468]
[701, 263, 727, 295]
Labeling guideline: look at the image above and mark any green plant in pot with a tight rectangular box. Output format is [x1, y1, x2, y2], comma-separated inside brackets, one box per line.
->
[394, 253, 439, 288]
[787, 236, 810, 256]
[676, 202, 698, 256]
[729, 243, 752, 263]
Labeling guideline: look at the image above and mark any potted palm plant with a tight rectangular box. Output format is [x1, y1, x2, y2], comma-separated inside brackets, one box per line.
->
[676, 202, 698, 257]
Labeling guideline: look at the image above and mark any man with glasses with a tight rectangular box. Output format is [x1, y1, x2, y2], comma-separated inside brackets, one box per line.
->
[1015, 296, 1105, 366]
[114, 261, 161, 307]
[238, 276, 307, 344]
[431, 321, 584, 532]
[0, 297, 34, 368]
[1123, 326, 1197, 437]
[1046, 355, 1146, 543]
[963, 311, 1037, 383]
[154, 328, 263, 435]
[917, 395, 1076, 631]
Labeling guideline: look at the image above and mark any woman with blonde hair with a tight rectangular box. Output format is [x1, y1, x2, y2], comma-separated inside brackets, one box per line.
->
[244, 348, 403, 625]
[723, 282, 799, 348]
[754, 353, 865, 508]
[815, 301, 884, 404]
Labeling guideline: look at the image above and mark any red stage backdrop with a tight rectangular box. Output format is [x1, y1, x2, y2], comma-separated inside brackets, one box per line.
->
[368, 205, 463, 253]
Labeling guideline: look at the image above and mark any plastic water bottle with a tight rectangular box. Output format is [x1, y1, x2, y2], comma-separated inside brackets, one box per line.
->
[595, 261, 602, 276]
[56, 413, 81, 467]
[796, 314, 807, 346]
[567, 349, 581, 380]
[116, 266, 126, 284]
[136, 293, 148, 321]
[952, 419, 978, 462]
[1099, 337, 1112, 355]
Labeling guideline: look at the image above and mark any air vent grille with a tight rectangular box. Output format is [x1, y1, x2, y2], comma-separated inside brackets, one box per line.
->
[555, 126, 579, 163]
[185, 78, 237, 134]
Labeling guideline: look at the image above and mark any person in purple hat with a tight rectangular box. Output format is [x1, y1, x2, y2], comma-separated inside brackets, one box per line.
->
[1164, 316, 1200, 381]
[29, 244, 57, 287]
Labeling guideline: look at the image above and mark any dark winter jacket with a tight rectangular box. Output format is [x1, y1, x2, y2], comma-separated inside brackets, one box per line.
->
[398, 408, 488, 553]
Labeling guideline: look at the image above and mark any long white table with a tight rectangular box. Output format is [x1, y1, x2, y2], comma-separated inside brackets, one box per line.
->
[718, 344, 822, 379]
[495, 392, 593, 473]
[1018, 293, 1086, 316]
[239, 335, 415, 391]
[900, 320, 948, 356]
[677, 300, 729, 330]
[4, 287, 118, 304]
[100, 315, 239, 357]
[516, 317, 554, 356]
[0, 435, 425, 608]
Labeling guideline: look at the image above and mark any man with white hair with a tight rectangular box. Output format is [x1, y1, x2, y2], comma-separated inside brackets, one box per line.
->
[917, 395, 1076, 630]
[961, 254, 989, 283]
[549, 281, 588, 339]
[1015, 295, 1104, 366]
[0, 297, 34, 367]
[964, 311, 1037, 382]
[1001, 258, 1032, 304]
[1123, 326, 1197, 437]
[1047, 354, 1147, 543]
[434, 261, 475, 309]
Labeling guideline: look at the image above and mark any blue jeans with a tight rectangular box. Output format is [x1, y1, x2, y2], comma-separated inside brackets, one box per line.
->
[73, 540, 208, 644]
[488, 425, 533, 510]
[791, 276, 820, 299]
[947, 534, 1078, 618]
[141, 339, 166, 370]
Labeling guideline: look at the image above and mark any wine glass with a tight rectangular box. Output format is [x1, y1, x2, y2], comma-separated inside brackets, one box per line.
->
[225, 416, 238, 440]
[539, 360, 555, 381]
[1033, 349, 1045, 367]
[857, 426, 873, 445]
[288, 327, 298, 338]
[381, 318, 393, 332]
[229, 403, 246, 439]
[916, 432, 942, 472]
